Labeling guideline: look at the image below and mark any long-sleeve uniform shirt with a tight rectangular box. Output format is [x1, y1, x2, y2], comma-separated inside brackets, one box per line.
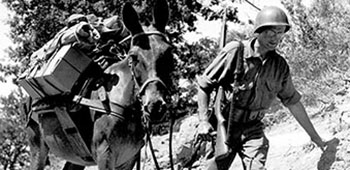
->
[197, 38, 301, 116]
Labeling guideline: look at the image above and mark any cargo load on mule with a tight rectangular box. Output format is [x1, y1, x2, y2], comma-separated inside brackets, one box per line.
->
[18, 13, 132, 164]
[18, 14, 130, 100]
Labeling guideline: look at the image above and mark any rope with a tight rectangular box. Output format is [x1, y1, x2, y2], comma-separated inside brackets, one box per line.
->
[143, 113, 175, 170]
[146, 131, 161, 170]
[169, 113, 175, 170]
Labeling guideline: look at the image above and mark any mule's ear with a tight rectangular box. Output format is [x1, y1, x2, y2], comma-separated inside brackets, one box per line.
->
[122, 2, 143, 35]
[152, 0, 169, 32]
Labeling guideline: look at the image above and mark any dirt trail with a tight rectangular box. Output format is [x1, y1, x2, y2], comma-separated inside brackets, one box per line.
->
[52, 117, 347, 170]
[51, 100, 350, 170]
[230, 118, 334, 170]
[83, 115, 343, 170]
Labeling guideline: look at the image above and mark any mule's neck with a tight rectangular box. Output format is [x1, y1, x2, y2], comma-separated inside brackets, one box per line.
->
[107, 59, 138, 108]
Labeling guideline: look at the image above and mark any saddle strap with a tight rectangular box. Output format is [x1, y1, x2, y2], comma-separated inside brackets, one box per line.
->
[73, 95, 125, 120]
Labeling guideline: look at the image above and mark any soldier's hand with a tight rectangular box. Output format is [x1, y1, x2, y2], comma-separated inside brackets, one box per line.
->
[197, 121, 214, 141]
[311, 137, 327, 152]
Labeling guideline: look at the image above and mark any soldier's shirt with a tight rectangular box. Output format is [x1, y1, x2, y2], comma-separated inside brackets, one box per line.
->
[197, 38, 301, 111]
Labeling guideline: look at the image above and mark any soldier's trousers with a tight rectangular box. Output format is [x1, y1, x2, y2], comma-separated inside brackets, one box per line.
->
[206, 121, 269, 170]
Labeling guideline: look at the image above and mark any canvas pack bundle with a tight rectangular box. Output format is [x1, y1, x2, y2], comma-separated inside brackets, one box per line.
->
[18, 14, 126, 99]
[18, 17, 102, 99]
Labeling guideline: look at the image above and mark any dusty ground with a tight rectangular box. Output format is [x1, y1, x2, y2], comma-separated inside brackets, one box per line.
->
[138, 112, 349, 170]
[48, 90, 350, 170]
[134, 89, 350, 170]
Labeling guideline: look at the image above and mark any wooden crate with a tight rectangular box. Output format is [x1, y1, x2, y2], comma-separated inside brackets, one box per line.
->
[19, 44, 92, 99]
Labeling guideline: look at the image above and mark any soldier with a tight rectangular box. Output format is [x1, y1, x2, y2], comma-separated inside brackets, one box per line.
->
[196, 6, 327, 170]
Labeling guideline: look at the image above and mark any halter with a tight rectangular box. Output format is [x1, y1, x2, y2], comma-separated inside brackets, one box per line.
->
[127, 31, 170, 98]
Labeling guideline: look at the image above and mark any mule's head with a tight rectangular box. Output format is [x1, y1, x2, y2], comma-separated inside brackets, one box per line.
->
[122, 0, 173, 123]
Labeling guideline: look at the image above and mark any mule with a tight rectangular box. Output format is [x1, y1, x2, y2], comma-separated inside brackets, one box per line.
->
[25, 0, 174, 169]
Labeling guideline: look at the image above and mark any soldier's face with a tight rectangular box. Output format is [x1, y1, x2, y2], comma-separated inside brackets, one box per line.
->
[259, 26, 286, 51]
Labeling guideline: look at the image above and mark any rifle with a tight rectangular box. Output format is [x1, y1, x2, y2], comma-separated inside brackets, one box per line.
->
[213, 86, 228, 156]
[213, 7, 228, 156]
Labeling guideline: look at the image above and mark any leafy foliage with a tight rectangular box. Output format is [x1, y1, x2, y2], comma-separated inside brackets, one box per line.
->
[0, 90, 29, 170]
[261, 0, 350, 126]
[280, 0, 350, 106]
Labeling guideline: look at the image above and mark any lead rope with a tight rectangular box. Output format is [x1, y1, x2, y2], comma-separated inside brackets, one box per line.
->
[136, 151, 141, 170]
[144, 115, 175, 170]
[142, 108, 175, 170]
[146, 130, 161, 170]
[169, 111, 175, 170]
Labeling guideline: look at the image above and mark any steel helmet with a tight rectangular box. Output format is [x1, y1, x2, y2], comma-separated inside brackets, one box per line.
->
[254, 6, 290, 33]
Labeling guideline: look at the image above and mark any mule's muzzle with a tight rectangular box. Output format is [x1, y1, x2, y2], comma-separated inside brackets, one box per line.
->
[139, 78, 169, 124]
[143, 98, 167, 123]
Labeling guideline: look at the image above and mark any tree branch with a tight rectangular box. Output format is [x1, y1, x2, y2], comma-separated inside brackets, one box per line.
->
[244, 0, 261, 11]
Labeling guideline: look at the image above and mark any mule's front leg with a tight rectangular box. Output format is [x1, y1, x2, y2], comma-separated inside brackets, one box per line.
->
[92, 115, 116, 170]
[27, 121, 49, 170]
[95, 140, 116, 170]
[95, 141, 139, 170]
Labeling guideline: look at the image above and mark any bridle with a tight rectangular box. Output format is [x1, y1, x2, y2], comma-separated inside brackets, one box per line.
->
[126, 31, 174, 170]
[127, 31, 170, 129]
[127, 31, 170, 101]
